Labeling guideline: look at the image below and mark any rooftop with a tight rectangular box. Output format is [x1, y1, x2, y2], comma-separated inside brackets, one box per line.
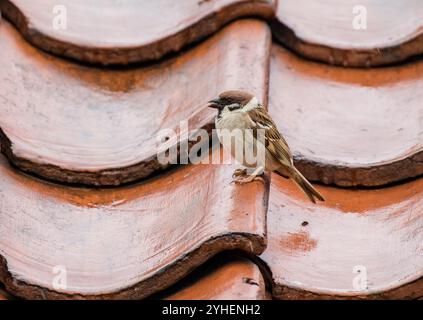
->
[0, 0, 422, 300]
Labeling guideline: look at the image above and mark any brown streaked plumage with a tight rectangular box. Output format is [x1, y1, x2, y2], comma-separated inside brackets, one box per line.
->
[208, 90, 325, 203]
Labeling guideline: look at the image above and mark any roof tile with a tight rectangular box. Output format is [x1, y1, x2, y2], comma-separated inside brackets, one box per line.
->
[0, 19, 271, 186]
[0, 1, 421, 301]
[261, 173, 423, 299]
[273, 0, 423, 66]
[269, 45, 423, 186]
[159, 255, 266, 300]
[0, 154, 268, 299]
[0, 286, 13, 300]
[0, 0, 275, 64]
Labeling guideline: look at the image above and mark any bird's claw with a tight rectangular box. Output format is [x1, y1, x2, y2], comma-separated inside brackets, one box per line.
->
[232, 168, 247, 178]
[231, 174, 264, 184]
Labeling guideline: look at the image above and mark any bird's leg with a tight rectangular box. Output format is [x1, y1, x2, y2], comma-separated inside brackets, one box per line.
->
[232, 166, 264, 184]
[232, 168, 248, 178]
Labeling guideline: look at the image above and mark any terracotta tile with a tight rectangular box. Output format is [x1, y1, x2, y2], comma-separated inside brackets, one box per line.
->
[155, 254, 266, 300]
[269, 45, 423, 187]
[0, 283, 16, 300]
[0, 152, 268, 299]
[0, 0, 275, 64]
[0, 19, 271, 186]
[264, 290, 273, 300]
[272, 0, 423, 67]
[0, 287, 13, 300]
[261, 174, 423, 299]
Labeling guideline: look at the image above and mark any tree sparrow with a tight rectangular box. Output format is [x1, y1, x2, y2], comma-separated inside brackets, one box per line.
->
[208, 90, 324, 203]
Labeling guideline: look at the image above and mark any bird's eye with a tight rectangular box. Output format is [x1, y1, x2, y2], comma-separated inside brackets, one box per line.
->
[228, 104, 240, 111]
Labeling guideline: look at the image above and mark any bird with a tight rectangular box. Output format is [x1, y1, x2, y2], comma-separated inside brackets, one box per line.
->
[208, 90, 325, 203]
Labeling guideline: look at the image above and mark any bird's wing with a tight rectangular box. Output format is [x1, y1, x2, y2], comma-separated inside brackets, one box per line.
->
[247, 106, 293, 165]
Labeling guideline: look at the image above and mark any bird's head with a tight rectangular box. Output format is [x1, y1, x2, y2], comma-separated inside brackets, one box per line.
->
[208, 90, 258, 114]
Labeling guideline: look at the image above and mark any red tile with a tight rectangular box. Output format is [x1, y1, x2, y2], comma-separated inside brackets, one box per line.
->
[0, 287, 13, 300]
[261, 174, 423, 299]
[158, 255, 266, 300]
[269, 45, 423, 187]
[0, 153, 268, 299]
[272, 0, 423, 66]
[0, 0, 275, 64]
[0, 0, 420, 302]
[0, 19, 271, 186]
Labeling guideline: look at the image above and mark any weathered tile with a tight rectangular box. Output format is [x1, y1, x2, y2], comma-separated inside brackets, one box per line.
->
[272, 0, 423, 67]
[261, 174, 423, 299]
[0, 0, 275, 64]
[0, 286, 13, 300]
[269, 45, 423, 187]
[0, 19, 271, 186]
[0, 153, 268, 299]
[156, 254, 266, 300]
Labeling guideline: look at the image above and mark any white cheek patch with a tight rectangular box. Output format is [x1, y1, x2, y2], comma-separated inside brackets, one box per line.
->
[221, 105, 234, 115]
[243, 97, 259, 112]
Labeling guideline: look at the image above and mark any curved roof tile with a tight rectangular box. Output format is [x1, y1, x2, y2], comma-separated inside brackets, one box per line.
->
[0, 0, 275, 64]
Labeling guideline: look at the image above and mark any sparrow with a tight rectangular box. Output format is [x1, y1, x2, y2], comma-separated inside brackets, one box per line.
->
[208, 90, 324, 203]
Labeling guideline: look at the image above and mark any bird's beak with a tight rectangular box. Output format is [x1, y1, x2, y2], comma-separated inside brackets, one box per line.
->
[207, 99, 223, 109]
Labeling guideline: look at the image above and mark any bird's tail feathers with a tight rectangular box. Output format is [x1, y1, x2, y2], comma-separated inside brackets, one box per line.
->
[278, 166, 325, 203]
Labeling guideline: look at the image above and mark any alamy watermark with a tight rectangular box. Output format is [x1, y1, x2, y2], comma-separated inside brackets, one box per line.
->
[352, 4, 368, 30]
[352, 265, 368, 291]
[52, 265, 67, 290]
[52, 5, 67, 30]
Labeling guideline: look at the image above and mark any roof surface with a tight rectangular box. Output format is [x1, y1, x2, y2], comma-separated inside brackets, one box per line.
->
[0, 0, 422, 300]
